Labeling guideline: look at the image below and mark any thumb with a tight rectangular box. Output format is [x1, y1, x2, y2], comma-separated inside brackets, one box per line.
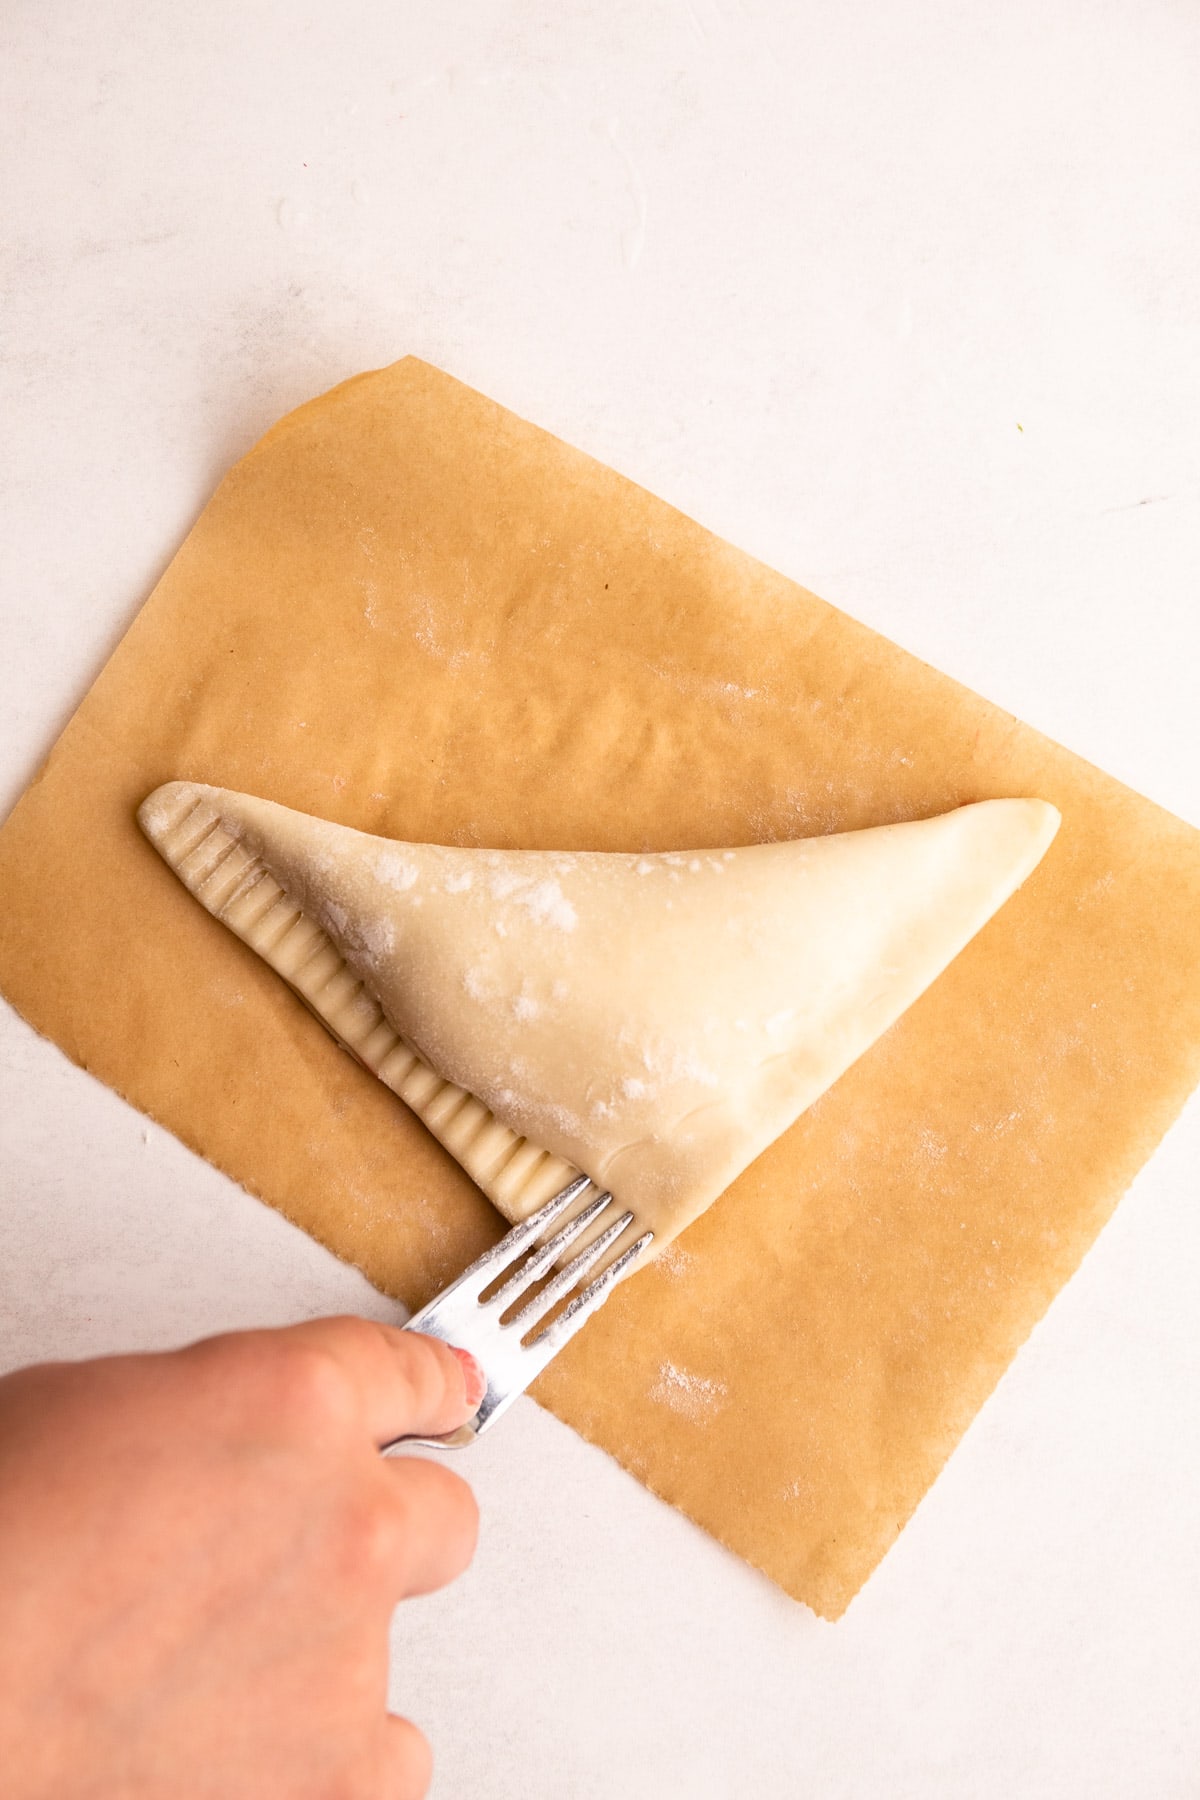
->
[259, 1317, 486, 1445]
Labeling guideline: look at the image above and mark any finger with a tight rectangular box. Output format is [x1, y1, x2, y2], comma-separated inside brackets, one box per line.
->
[270, 1317, 484, 1445]
[382, 1455, 480, 1597]
[378, 1715, 433, 1800]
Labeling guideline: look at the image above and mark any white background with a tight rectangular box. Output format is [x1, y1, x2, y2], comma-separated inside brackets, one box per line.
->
[2, 3, 1199, 1795]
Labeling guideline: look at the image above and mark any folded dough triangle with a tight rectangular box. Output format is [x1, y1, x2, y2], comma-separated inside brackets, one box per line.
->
[138, 782, 1058, 1254]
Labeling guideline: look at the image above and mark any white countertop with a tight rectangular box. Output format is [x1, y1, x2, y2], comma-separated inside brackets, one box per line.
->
[3, 4, 1198, 1795]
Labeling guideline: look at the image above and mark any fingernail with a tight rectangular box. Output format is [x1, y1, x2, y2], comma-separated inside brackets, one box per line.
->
[450, 1345, 486, 1412]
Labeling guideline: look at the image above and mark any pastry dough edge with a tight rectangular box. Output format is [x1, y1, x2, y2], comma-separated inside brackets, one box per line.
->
[136, 782, 582, 1224]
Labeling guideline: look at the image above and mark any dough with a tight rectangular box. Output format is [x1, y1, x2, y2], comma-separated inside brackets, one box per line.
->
[139, 780, 1059, 1255]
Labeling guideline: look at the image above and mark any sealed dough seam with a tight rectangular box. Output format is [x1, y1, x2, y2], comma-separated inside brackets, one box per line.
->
[145, 784, 580, 1216]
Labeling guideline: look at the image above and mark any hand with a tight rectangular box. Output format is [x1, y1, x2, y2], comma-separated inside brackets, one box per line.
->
[0, 1318, 482, 1799]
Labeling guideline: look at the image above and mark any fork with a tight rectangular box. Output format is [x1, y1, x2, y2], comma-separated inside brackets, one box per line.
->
[384, 1175, 653, 1451]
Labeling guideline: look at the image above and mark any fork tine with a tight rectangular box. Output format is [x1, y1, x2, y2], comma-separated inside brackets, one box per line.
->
[395, 1175, 655, 1450]
[507, 1207, 634, 1334]
[415, 1173, 592, 1315]
[528, 1230, 654, 1352]
[487, 1189, 614, 1311]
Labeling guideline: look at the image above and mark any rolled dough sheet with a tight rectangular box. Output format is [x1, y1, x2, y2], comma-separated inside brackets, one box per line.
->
[1, 358, 1198, 1619]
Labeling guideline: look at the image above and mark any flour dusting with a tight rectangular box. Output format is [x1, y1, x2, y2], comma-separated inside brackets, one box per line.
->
[488, 869, 525, 901]
[515, 878, 577, 931]
[374, 850, 419, 891]
[483, 869, 577, 932]
[650, 1361, 727, 1421]
[359, 916, 396, 961]
[918, 1127, 948, 1162]
[139, 790, 177, 835]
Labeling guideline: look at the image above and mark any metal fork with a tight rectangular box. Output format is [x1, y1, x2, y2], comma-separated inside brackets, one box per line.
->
[384, 1176, 652, 1451]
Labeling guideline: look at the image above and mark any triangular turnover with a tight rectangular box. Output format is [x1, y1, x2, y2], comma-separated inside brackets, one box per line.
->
[138, 782, 1059, 1252]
